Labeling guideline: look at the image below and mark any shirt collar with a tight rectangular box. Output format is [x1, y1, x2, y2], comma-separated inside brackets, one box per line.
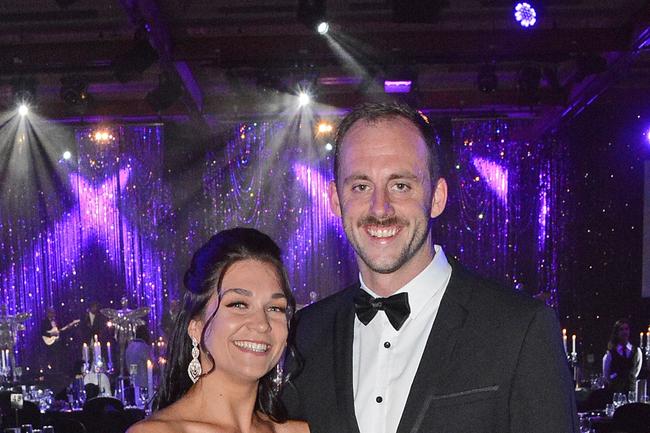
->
[359, 245, 452, 321]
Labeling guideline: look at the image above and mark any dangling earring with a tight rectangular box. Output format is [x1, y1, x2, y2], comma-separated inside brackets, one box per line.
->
[272, 363, 283, 393]
[188, 337, 202, 383]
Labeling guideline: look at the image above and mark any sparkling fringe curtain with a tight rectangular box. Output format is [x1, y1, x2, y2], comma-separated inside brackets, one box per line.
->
[0, 118, 569, 369]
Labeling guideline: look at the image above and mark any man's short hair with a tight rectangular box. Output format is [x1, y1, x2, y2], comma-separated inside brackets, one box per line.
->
[333, 101, 442, 185]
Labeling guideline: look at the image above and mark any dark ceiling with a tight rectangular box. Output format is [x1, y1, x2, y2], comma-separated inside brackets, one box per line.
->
[0, 0, 649, 131]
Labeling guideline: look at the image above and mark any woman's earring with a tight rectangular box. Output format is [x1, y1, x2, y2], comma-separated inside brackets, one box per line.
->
[188, 337, 202, 383]
[272, 363, 283, 392]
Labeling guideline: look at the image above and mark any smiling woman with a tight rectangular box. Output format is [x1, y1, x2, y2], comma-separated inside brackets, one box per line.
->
[127, 227, 308, 433]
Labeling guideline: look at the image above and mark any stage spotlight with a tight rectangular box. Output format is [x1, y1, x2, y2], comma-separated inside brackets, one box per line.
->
[514, 2, 537, 28]
[477, 64, 498, 93]
[18, 104, 29, 117]
[112, 29, 159, 83]
[298, 0, 327, 34]
[145, 73, 183, 112]
[60, 75, 91, 112]
[383, 67, 417, 94]
[298, 91, 312, 107]
[384, 80, 412, 94]
[646, 128, 650, 145]
[317, 21, 329, 35]
[324, 142, 333, 151]
[62, 151, 72, 160]
[91, 129, 114, 144]
[317, 121, 333, 135]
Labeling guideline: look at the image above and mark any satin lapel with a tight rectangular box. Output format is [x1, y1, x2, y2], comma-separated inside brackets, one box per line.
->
[333, 286, 361, 433]
[396, 265, 472, 433]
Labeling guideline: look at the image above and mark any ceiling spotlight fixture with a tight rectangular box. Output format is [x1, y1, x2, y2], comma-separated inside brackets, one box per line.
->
[477, 64, 498, 93]
[60, 75, 91, 112]
[62, 151, 72, 160]
[514, 2, 537, 28]
[383, 67, 417, 94]
[316, 21, 329, 35]
[18, 104, 29, 117]
[317, 121, 333, 135]
[91, 129, 115, 144]
[112, 28, 159, 83]
[298, 91, 312, 107]
[146, 72, 183, 112]
[324, 142, 333, 151]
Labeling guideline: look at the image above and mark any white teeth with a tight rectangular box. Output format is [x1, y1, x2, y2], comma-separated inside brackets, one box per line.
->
[368, 227, 398, 238]
[233, 341, 269, 353]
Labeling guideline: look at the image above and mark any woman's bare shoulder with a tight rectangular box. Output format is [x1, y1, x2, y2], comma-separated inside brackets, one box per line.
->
[274, 420, 310, 433]
[127, 406, 186, 433]
[126, 418, 179, 433]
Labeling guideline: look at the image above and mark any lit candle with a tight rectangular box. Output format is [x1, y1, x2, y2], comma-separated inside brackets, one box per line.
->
[641, 332, 645, 349]
[147, 359, 154, 393]
[571, 334, 576, 354]
[82, 343, 89, 363]
[562, 329, 568, 355]
[106, 342, 113, 365]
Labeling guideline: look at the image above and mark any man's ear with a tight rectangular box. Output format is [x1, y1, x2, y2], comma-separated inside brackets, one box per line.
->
[430, 178, 448, 218]
[328, 180, 342, 217]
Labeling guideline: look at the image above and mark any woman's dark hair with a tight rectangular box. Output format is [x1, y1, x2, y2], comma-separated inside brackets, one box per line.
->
[154, 227, 296, 421]
[607, 318, 631, 351]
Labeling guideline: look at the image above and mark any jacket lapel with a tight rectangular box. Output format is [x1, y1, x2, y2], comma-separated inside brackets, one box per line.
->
[334, 285, 361, 433]
[396, 263, 472, 433]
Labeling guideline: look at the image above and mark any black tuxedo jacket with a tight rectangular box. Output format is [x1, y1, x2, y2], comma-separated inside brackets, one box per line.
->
[81, 311, 106, 342]
[283, 262, 578, 433]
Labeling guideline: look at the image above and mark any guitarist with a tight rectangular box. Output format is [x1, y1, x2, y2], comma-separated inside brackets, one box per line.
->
[40, 307, 78, 373]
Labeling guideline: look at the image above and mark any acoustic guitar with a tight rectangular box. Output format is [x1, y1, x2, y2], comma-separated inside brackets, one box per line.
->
[42, 319, 80, 346]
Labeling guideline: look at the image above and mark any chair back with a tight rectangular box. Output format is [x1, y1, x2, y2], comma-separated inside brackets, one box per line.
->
[612, 402, 650, 433]
[49, 417, 87, 433]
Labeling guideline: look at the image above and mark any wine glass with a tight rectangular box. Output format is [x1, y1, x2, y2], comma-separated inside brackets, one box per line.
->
[612, 392, 627, 408]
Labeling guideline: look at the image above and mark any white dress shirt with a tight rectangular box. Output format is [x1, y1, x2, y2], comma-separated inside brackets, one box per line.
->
[353, 245, 452, 433]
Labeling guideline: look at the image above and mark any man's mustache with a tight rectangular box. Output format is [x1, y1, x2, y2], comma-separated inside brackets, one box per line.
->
[357, 216, 407, 227]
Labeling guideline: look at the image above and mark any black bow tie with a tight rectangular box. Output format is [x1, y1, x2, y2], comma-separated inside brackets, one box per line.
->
[353, 290, 410, 331]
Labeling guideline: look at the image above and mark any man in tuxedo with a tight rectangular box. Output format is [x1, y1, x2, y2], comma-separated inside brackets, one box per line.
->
[283, 102, 578, 433]
[80, 301, 106, 346]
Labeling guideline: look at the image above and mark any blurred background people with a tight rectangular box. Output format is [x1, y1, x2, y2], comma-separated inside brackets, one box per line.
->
[603, 318, 643, 393]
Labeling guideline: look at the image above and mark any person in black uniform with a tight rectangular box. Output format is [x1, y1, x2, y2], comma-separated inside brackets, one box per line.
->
[603, 318, 643, 393]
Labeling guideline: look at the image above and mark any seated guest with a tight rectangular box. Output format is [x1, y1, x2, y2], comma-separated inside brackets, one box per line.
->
[603, 318, 643, 393]
[125, 326, 152, 388]
[84, 368, 112, 396]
